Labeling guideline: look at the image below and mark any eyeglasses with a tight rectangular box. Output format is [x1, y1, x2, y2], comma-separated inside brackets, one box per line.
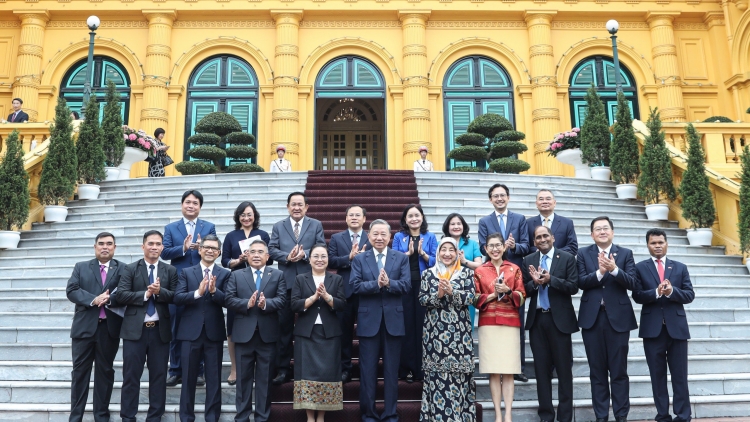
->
[491, 194, 508, 199]
[311, 254, 328, 260]
[239, 213, 254, 219]
[593, 227, 612, 233]
[487, 244, 504, 250]
[200, 246, 220, 252]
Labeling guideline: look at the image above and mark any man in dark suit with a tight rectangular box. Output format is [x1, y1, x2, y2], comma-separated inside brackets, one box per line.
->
[522, 225, 580, 422]
[161, 189, 217, 386]
[633, 229, 694, 422]
[116, 230, 178, 422]
[478, 183, 531, 381]
[328, 204, 370, 383]
[225, 239, 287, 422]
[350, 219, 411, 422]
[7, 98, 29, 122]
[526, 189, 578, 256]
[268, 191, 325, 384]
[577, 216, 638, 422]
[66, 232, 124, 422]
[173, 234, 230, 422]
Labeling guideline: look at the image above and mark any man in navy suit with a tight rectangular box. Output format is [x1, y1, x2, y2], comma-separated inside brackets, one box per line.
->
[577, 216, 637, 422]
[526, 189, 578, 256]
[633, 229, 694, 422]
[328, 204, 370, 383]
[173, 234, 230, 422]
[350, 219, 411, 422]
[161, 189, 217, 386]
[478, 183, 530, 381]
[7, 98, 29, 122]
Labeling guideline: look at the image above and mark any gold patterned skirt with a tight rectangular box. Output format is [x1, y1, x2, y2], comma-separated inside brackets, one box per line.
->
[293, 325, 343, 411]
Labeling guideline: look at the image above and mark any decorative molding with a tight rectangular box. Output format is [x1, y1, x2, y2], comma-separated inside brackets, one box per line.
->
[173, 20, 274, 28]
[404, 141, 431, 153]
[0, 21, 20, 28]
[300, 20, 400, 28]
[427, 21, 525, 28]
[271, 109, 299, 121]
[48, 20, 148, 29]
[140, 108, 168, 121]
[552, 21, 648, 30]
[674, 22, 708, 30]
[531, 108, 560, 121]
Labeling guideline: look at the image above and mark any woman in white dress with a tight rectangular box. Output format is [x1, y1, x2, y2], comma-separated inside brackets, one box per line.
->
[413, 145, 434, 172]
[270, 144, 292, 172]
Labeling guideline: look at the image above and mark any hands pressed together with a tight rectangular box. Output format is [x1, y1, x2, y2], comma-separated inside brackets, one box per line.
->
[287, 244, 306, 262]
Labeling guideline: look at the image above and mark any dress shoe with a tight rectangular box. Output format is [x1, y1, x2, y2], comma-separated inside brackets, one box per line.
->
[341, 371, 352, 384]
[196, 375, 205, 386]
[227, 377, 236, 386]
[596, 418, 608, 422]
[166, 375, 181, 387]
[514, 373, 529, 382]
[406, 372, 414, 383]
[615, 416, 627, 422]
[272, 370, 290, 385]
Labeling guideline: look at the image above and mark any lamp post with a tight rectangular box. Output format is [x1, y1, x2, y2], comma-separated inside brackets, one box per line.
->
[606, 19, 623, 94]
[81, 15, 100, 114]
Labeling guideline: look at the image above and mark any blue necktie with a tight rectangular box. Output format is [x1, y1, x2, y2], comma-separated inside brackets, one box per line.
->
[255, 270, 263, 292]
[498, 214, 507, 239]
[377, 254, 384, 271]
[147, 264, 156, 316]
[538, 255, 550, 310]
[204, 268, 210, 300]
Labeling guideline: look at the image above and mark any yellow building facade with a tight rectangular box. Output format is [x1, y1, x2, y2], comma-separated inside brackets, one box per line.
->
[1, 0, 748, 178]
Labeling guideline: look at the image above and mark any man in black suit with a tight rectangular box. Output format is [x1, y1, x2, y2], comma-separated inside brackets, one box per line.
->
[66, 232, 124, 422]
[7, 98, 28, 123]
[526, 189, 578, 256]
[173, 234, 230, 422]
[115, 230, 178, 422]
[522, 225, 579, 422]
[633, 229, 694, 422]
[225, 239, 287, 422]
[577, 216, 638, 422]
[327, 204, 370, 383]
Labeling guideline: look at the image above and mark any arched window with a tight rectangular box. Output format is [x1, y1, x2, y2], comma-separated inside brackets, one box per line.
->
[568, 56, 639, 128]
[443, 56, 515, 169]
[185, 55, 259, 165]
[60, 56, 131, 122]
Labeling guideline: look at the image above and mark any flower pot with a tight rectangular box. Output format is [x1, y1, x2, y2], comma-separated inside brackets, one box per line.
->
[615, 183, 638, 199]
[77, 184, 100, 200]
[591, 166, 611, 181]
[686, 228, 713, 246]
[645, 203, 670, 221]
[118, 147, 148, 179]
[746, 260, 750, 274]
[555, 148, 591, 178]
[0, 231, 20, 249]
[44, 205, 68, 223]
[104, 167, 120, 181]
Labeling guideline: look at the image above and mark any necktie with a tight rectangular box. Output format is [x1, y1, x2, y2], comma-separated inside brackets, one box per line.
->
[377, 253, 384, 271]
[187, 221, 195, 238]
[255, 270, 263, 292]
[147, 264, 156, 316]
[543, 217, 549, 228]
[498, 214, 507, 238]
[352, 233, 359, 246]
[204, 268, 210, 299]
[294, 222, 300, 241]
[656, 259, 665, 282]
[99, 265, 107, 318]
[538, 255, 550, 310]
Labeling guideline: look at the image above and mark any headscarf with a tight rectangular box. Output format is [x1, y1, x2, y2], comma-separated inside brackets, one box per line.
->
[434, 237, 461, 280]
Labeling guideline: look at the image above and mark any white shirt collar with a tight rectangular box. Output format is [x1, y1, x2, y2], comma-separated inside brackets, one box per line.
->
[200, 263, 215, 274]
[290, 216, 305, 228]
[540, 213, 555, 225]
[373, 248, 388, 259]
[183, 217, 197, 225]
[98, 261, 110, 271]
[249, 265, 266, 275]
[651, 255, 667, 264]
[598, 244, 613, 255]
[494, 210, 508, 218]
[348, 229, 364, 239]
[540, 247, 555, 265]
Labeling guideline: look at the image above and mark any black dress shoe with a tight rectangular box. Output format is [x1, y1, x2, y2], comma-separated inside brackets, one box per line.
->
[596, 418, 608, 422]
[196, 375, 205, 386]
[406, 372, 414, 383]
[341, 371, 352, 384]
[615, 416, 627, 422]
[166, 375, 181, 387]
[514, 373, 529, 382]
[272, 371, 289, 385]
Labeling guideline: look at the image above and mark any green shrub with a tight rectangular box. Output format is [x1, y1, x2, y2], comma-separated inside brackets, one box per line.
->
[187, 133, 221, 146]
[679, 124, 715, 228]
[494, 130, 525, 143]
[226, 145, 258, 159]
[637, 108, 677, 204]
[39, 97, 77, 206]
[101, 80, 125, 167]
[0, 130, 30, 230]
[225, 163, 265, 173]
[489, 157, 531, 174]
[467, 113, 511, 139]
[580, 85, 611, 166]
[702, 116, 734, 123]
[194, 112, 242, 136]
[490, 141, 528, 159]
[188, 145, 227, 162]
[739, 146, 750, 254]
[225, 132, 256, 145]
[175, 160, 218, 175]
[450, 166, 486, 173]
[610, 91, 640, 184]
[454, 133, 486, 147]
[76, 96, 106, 185]
[447, 145, 487, 161]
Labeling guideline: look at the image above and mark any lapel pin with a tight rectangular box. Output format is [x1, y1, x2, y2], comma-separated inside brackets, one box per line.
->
[613, 253, 617, 257]
[668, 267, 672, 270]
[556, 255, 560, 259]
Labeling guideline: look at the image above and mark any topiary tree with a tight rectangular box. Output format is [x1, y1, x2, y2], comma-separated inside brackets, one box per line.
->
[447, 113, 529, 173]
[702, 116, 734, 123]
[739, 146, 750, 255]
[0, 130, 30, 231]
[101, 80, 125, 167]
[610, 91, 640, 184]
[679, 124, 715, 229]
[580, 85, 611, 166]
[39, 97, 77, 206]
[75, 96, 106, 185]
[637, 108, 677, 204]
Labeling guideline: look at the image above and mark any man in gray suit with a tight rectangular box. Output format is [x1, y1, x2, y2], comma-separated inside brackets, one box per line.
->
[225, 239, 287, 422]
[268, 191, 325, 384]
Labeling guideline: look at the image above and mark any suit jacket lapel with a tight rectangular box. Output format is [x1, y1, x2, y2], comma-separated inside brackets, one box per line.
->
[489, 212, 502, 234]
[360, 231, 368, 248]
[298, 219, 312, 240]
[646, 259, 661, 287]
[139, 260, 152, 289]
[366, 250, 380, 279]
[550, 217, 561, 237]
[90, 260, 104, 290]
[196, 219, 205, 237]
[304, 273, 317, 293]
[323, 273, 335, 292]
[103, 261, 119, 292]
[663, 258, 674, 282]
[157, 262, 168, 286]
[259, 267, 274, 293]
[342, 232, 353, 250]
[548, 250, 561, 275]
[384, 248, 396, 274]
[177, 220, 188, 239]
[284, 218, 296, 241]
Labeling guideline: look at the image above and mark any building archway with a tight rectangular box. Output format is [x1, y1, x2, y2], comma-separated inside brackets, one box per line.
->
[568, 55, 639, 128]
[60, 56, 131, 123]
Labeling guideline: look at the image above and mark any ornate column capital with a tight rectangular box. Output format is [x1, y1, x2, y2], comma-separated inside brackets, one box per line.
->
[270, 10, 304, 26]
[13, 10, 50, 26]
[142, 10, 177, 26]
[398, 10, 431, 25]
[646, 12, 681, 28]
[524, 11, 557, 26]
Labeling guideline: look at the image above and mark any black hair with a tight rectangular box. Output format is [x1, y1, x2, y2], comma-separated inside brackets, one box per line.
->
[250, 239, 268, 250]
[71, 111, 80, 120]
[311, 243, 328, 255]
[201, 234, 222, 249]
[488, 183, 510, 198]
[534, 225, 554, 237]
[12, 98, 22, 104]
[142, 230, 163, 243]
[95, 232, 116, 244]
[154, 128, 165, 138]
[442, 213, 470, 241]
[646, 228, 668, 242]
[590, 216, 614, 232]
[233, 201, 261, 230]
[287, 192, 306, 205]
[399, 203, 428, 234]
[182, 190, 204, 207]
[536, 188, 555, 198]
[346, 204, 367, 217]
[484, 232, 508, 260]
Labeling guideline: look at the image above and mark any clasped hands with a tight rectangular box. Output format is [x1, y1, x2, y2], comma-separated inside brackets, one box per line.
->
[287, 244, 306, 262]
[505, 233, 516, 250]
[310, 282, 333, 304]
[93, 289, 110, 307]
[198, 274, 218, 296]
[248, 291, 267, 309]
[145, 277, 161, 298]
[377, 268, 390, 288]
[437, 278, 454, 298]
[657, 279, 673, 297]
[597, 252, 617, 274]
[528, 265, 551, 286]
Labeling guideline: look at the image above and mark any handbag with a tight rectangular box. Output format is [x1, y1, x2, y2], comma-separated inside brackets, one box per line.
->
[162, 154, 174, 166]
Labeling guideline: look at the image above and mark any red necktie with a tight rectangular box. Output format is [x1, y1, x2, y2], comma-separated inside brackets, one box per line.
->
[656, 259, 665, 282]
[99, 265, 107, 318]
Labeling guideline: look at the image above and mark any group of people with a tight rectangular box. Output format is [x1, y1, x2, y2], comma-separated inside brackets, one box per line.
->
[67, 184, 694, 422]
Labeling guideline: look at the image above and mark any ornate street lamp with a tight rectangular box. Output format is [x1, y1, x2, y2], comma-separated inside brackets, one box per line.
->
[606, 19, 623, 93]
[81, 15, 100, 114]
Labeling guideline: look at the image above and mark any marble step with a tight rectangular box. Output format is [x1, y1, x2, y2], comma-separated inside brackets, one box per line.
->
[96, 173, 309, 190]
[415, 172, 617, 186]
[95, 183, 307, 197]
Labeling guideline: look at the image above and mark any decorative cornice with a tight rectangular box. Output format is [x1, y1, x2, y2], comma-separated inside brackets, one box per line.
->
[48, 20, 147, 29]
[0, 21, 20, 28]
[427, 21, 525, 28]
[300, 20, 400, 28]
[173, 20, 274, 29]
[552, 21, 648, 29]
[674, 22, 708, 30]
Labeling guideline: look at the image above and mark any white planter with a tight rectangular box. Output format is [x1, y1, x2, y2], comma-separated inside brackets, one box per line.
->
[0, 231, 20, 249]
[44, 205, 68, 222]
[555, 148, 591, 179]
[616, 183, 638, 199]
[686, 228, 713, 246]
[591, 166, 611, 181]
[77, 184, 100, 200]
[104, 167, 120, 181]
[118, 147, 148, 179]
[746, 260, 750, 274]
[645, 203, 670, 221]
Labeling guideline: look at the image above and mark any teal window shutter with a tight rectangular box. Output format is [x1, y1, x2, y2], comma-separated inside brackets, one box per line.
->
[60, 56, 131, 124]
[568, 55, 639, 128]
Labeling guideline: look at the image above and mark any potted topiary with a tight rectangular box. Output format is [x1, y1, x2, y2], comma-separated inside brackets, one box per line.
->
[738, 145, 750, 271]
[637, 108, 677, 220]
[446, 113, 529, 173]
[101, 80, 125, 180]
[548, 127, 589, 178]
[679, 123, 716, 245]
[38, 96, 77, 222]
[75, 96, 106, 200]
[0, 130, 30, 248]
[610, 91, 640, 198]
[581, 85, 612, 180]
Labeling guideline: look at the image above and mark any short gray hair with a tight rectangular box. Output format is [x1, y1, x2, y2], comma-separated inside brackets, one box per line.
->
[369, 219, 391, 232]
[201, 234, 222, 249]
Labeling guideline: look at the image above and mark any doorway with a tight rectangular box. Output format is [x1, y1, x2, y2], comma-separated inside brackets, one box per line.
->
[316, 97, 385, 170]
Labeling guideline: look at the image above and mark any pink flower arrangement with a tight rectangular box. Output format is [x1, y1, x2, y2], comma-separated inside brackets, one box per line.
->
[122, 125, 157, 155]
[546, 127, 581, 157]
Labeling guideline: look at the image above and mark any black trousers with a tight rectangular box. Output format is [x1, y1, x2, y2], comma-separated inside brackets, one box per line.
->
[120, 323, 170, 422]
[643, 325, 691, 422]
[235, 331, 276, 422]
[399, 276, 424, 379]
[179, 326, 223, 422]
[582, 307, 631, 419]
[338, 294, 359, 372]
[276, 289, 294, 373]
[530, 311, 574, 422]
[169, 303, 204, 377]
[359, 319, 402, 422]
[69, 318, 119, 422]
